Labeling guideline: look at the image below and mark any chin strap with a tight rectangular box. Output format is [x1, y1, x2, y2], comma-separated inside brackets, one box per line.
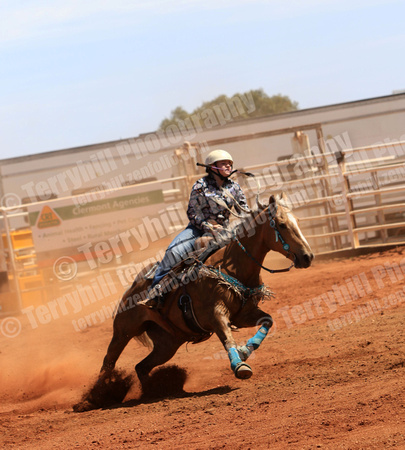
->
[210, 167, 229, 182]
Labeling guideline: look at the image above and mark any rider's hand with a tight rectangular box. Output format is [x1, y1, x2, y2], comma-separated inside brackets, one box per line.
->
[210, 224, 227, 245]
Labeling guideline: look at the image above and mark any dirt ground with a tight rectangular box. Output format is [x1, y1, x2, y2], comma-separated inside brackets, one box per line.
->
[1, 247, 404, 449]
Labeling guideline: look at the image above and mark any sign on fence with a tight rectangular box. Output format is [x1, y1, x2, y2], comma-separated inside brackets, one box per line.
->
[27, 185, 165, 257]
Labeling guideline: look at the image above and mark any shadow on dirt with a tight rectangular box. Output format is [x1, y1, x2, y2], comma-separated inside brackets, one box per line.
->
[116, 386, 236, 411]
[73, 365, 237, 412]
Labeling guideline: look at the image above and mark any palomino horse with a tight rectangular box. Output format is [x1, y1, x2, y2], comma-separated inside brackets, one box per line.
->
[95, 193, 313, 402]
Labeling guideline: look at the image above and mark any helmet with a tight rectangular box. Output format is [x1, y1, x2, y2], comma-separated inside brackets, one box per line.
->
[205, 149, 233, 166]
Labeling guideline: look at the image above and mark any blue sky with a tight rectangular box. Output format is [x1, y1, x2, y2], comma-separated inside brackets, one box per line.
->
[0, 0, 404, 160]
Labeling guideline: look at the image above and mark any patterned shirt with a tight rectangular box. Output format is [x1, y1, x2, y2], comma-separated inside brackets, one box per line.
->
[187, 174, 248, 233]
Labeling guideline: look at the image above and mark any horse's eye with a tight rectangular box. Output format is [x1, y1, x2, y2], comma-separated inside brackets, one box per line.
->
[279, 222, 287, 229]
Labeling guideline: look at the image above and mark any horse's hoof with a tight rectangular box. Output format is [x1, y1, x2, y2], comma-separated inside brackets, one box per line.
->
[73, 400, 97, 412]
[234, 362, 253, 379]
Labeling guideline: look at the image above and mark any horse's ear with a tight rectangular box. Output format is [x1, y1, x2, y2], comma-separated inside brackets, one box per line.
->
[280, 191, 289, 201]
[256, 197, 267, 210]
[268, 194, 278, 217]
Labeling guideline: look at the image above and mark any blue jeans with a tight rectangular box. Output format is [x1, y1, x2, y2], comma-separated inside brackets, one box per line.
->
[152, 224, 204, 286]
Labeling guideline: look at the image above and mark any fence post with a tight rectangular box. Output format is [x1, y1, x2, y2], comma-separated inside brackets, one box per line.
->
[371, 168, 388, 243]
[1, 208, 23, 311]
[316, 126, 342, 249]
[336, 152, 358, 249]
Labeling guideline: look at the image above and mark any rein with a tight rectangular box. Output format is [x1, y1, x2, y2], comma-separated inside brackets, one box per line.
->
[190, 202, 293, 311]
[196, 162, 262, 218]
[195, 164, 294, 274]
[232, 205, 294, 274]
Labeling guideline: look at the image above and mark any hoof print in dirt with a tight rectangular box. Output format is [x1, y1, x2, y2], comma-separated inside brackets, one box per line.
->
[142, 365, 188, 399]
[73, 370, 133, 412]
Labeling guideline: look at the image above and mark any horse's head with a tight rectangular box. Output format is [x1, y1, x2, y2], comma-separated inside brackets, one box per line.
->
[259, 192, 314, 269]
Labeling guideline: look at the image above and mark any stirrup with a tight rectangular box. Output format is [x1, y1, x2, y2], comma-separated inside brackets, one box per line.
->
[147, 284, 164, 309]
[137, 283, 163, 309]
[147, 296, 164, 310]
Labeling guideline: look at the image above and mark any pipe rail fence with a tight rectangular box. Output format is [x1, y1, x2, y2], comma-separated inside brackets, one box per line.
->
[1, 141, 404, 314]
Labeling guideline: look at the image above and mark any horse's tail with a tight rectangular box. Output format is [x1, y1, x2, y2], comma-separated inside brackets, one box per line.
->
[134, 332, 153, 349]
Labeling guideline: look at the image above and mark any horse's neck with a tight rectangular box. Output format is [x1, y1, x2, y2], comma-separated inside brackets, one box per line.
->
[219, 224, 268, 287]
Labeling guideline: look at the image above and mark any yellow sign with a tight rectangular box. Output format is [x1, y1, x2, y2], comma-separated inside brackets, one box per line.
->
[37, 206, 61, 229]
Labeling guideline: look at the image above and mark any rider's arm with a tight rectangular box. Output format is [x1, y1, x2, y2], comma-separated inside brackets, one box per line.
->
[232, 181, 249, 212]
[186, 182, 212, 233]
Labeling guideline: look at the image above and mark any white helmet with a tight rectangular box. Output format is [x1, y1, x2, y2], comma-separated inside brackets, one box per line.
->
[205, 149, 233, 166]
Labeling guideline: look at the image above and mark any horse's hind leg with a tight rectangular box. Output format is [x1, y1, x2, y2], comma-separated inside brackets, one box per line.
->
[100, 328, 132, 375]
[135, 323, 184, 392]
[74, 310, 138, 412]
[100, 304, 147, 375]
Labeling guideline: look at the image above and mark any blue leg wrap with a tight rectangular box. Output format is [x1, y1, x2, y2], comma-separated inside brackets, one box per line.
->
[238, 325, 270, 361]
[246, 325, 270, 350]
[228, 347, 243, 372]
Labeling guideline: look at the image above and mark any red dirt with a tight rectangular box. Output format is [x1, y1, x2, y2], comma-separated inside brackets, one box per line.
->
[1, 247, 405, 449]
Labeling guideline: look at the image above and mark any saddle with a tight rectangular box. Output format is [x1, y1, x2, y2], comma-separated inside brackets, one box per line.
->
[138, 239, 219, 341]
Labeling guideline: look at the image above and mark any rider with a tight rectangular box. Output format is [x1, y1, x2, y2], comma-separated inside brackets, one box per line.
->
[146, 149, 249, 308]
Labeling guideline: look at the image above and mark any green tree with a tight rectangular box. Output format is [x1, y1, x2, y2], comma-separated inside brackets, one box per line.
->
[159, 106, 189, 130]
[247, 89, 299, 117]
[158, 89, 298, 129]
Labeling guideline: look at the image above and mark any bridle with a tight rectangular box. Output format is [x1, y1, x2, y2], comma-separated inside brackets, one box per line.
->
[195, 162, 295, 273]
[232, 204, 295, 274]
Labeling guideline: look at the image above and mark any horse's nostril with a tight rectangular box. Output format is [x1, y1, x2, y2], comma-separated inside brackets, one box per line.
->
[302, 252, 314, 266]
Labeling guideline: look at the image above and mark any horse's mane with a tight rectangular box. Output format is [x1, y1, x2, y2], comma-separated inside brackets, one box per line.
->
[228, 194, 292, 238]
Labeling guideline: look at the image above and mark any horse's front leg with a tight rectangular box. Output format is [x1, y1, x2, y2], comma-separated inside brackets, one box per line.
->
[212, 315, 253, 379]
[234, 309, 273, 362]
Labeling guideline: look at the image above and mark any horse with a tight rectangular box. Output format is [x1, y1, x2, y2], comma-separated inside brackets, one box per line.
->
[79, 193, 313, 409]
